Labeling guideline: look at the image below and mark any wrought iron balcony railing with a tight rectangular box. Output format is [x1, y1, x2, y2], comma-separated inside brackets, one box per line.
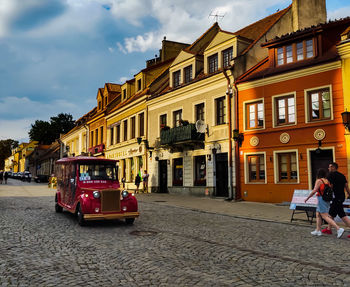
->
[160, 124, 204, 146]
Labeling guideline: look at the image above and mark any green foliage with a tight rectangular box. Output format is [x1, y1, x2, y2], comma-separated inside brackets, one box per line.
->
[0, 139, 19, 170]
[28, 113, 75, 145]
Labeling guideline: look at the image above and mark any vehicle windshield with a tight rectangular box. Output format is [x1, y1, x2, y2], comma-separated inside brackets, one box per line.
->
[78, 163, 117, 181]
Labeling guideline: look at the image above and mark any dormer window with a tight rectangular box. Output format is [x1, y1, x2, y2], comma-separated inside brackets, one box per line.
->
[173, 70, 181, 88]
[222, 47, 233, 68]
[184, 65, 192, 84]
[208, 53, 218, 73]
[123, 89, 126, 100]
[276, 38, 314, 66]
[137, 79, 142, 91]
[98, 101, 102, 110]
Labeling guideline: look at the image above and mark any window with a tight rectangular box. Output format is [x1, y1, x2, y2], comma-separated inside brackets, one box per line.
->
[123, 120, 128, 141]
[275, 95, 295, 126]
[95, 129, 98, 145]
[160, 114, 167, 133]
[137, 79, 142, 91]
[276, 39, 314, 66]
[216, 97, 225, 125]
[98, 101, 102, 110]
[247, 154, 265, 182]
[139, 113, 144, 137]
[173, 110, 182, 127]
[130, 157, 134, 182]
[173, 158, 183, 186]
[246, 101, 264, 129]
[277, 152, 298, 182]
[194, 155, 206, 186]
[123, 89, 126, 100]
[195, 103, 205, 121]
[110, 127, 114, 146]
[90, 131, 94, 146]
[222, 47, 233, 68]
[100, 127, 103, 144]
[308, 88, 331, 121]
[131, 117, 136, 139]
[173, 70, 181, 88]
[105, 97, 107, 107]
[184, 65, 192, 83]
[208, 53, 218, 73]
[116, 124, 120, 143]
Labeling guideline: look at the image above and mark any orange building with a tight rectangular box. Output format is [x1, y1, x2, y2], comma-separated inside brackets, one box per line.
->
[236, 18, 350, 203]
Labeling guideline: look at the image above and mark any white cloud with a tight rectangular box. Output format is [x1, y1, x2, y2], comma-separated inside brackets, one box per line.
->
[328, 6, 350, 20]
[0, 118, 33, 142]
[119, 76, 129, 83]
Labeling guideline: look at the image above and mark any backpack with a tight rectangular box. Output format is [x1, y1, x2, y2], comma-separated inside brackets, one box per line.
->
[321, 181, 333, 202]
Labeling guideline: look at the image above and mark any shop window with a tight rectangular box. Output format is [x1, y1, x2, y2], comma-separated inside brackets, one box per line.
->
[184, 65, 192, 84]
[131, 116, 136, 139]
[195, 103, 205, 121]
[194, 155, 206, 186]
[208, 53, 218, 73]
[277, 152, 298, 182]
[275, 95, 295, 126]
[123, 120, 128, 141]
[222, 47, 233, 68]
[173, 158, 183, 186]
[307, 87, 331, 122]
[247, 154, 265, 182]
[246, 101, 264, 130]
[130, 157, 135, 182]
[173, 110, 182, 127]
[173, 70, 181, 88]
[215, 97, 225, 125]
[139, 113, 144, 137]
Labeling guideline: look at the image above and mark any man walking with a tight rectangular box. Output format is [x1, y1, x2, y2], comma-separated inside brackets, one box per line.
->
[322, 162, 350, 238]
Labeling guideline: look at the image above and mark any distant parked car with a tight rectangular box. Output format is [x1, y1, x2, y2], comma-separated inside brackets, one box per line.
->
[34, 174, 49, 183]
[21, 171, 32, 182]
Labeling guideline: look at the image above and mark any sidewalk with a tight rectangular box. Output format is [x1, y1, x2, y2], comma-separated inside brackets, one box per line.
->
[135, 193, 312, 226]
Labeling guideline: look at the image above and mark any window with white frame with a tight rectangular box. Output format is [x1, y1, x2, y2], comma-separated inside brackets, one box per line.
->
[184, 65, 192, 84]
[275, 95, 295, 126]
[208, 53, 218, 73]
[247, 154, 265, 182]
[215, 97, 225, 125]
[246, 101, 264, 130]
[276, 152, 298, 182]
[222, 47, 233, 68]
[173, 70, 181, 88]
[173, 110, 182, 127]
[307, 87, 331, 122]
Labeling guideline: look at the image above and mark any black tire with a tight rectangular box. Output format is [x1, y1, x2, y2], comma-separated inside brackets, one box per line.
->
[55, 202, 63, 213]
[125, 218, 135, 225]
[77, 205, 86, 226]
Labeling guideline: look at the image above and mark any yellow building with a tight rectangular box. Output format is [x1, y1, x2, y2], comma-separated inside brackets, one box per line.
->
[105, 39, 188, 191]
[337, 26, 350, 179]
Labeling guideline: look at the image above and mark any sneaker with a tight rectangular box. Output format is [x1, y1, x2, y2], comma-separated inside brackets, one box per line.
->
[337, 228, 345, 239]
[321, 228, 332, 234]
[311, 230, 322, 236]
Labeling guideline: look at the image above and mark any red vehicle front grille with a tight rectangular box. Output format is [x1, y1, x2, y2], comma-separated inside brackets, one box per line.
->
[101, 189, 120, 212]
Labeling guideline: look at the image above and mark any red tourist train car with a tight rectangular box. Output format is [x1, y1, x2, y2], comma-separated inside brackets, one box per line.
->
[55, 156, 139, 226]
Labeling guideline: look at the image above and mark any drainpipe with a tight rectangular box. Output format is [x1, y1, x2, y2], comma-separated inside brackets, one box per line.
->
[233, 81, 241, 200]
[83, 124, 89, 155]
[222, 68, 234, 200]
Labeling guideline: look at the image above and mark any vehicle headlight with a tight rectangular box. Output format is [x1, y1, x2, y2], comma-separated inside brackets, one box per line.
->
[93, 191, 101, 198]
[122, 190, 129, 198]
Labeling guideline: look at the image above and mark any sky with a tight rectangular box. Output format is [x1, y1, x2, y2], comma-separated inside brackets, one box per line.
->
[0, 0, 350, 143]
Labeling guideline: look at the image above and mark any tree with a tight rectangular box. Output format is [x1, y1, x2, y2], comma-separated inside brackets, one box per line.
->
[0, 139, 19, 170]
[28, 113, 75, 145]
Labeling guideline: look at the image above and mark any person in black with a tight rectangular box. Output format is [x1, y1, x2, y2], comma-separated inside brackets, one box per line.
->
[322, 162, 350, 237]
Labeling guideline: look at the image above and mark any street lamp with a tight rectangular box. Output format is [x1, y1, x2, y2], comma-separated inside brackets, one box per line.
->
[233, 129, 244, 147]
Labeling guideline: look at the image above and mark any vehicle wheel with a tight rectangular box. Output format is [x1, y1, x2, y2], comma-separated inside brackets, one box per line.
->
[125, 218, 135, 225]
[55, 203, 63, 213]
[77, 205, 86, 226]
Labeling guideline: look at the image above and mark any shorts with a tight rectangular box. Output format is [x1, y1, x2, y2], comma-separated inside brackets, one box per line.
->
[329, 199, 346, 218]
[317, 196, 330, 213]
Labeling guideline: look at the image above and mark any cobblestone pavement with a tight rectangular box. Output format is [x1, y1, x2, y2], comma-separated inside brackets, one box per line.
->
[1, 181, 350, 286]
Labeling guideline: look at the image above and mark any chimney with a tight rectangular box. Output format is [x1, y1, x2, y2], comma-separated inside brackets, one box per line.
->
[292, 0, 326, 31]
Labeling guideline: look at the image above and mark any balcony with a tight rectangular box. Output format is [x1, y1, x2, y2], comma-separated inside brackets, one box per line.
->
[160, 124, 204, 150]
[88, 143, 105, 155]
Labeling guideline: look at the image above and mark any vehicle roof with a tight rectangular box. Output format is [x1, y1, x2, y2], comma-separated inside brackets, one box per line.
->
[56, 156, 117, 164]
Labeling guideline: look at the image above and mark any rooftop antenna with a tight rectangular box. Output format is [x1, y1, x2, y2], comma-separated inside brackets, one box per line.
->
[209, 11, 226, 23]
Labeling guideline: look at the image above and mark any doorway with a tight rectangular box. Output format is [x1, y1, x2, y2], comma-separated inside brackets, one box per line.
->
[310, 149, 333, 188]
[158, 160, 168, 193]
[215, 153, 228, 197]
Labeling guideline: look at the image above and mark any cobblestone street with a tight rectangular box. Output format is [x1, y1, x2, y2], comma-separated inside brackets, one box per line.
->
[1, 180, 350, 286]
